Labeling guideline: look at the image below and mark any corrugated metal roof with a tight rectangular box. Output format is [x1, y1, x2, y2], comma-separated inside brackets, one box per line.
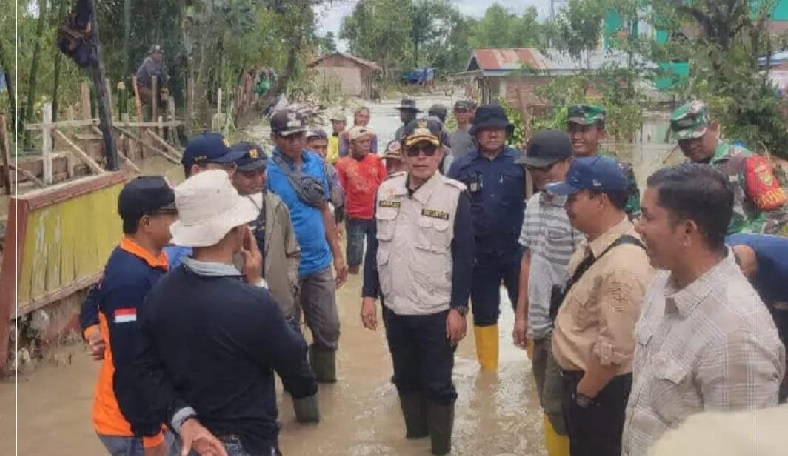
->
[465, 47, 656, 76]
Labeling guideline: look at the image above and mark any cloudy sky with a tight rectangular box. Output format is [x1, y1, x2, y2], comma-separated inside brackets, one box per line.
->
[315, 0, 554, 50]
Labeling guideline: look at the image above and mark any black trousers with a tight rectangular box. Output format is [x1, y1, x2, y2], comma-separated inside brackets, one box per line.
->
[382, 306, 458, 405]
[561, 371, 632, 456]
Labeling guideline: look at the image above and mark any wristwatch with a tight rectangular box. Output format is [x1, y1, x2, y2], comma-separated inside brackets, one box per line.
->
[452, 306, 469, 317]
[574, 390, 595, 408]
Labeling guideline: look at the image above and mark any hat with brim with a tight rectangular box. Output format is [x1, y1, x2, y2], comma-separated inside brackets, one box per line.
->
[169, 170, 260, 247]
[404, 135, 440, 147]
[516, 155, 563, 167]
[209, 149, 246, 164]
[545, 181, 581, 196]
[469, 104, 514, 136]
[236, 159, 267, 172]
[395, 99, 422, 112]
[470, 119, 514, 136]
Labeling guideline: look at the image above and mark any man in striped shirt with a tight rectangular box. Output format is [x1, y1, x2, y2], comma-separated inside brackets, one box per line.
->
[513, 130, 583, 456]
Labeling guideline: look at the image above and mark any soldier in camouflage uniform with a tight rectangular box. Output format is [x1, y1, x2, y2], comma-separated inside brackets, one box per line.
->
[670, 101, 788, 235]
[566, 104, 641, 219]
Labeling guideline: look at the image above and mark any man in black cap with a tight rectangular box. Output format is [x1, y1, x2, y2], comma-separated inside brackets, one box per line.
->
[428, 104, 448, 124]
[267, 109, 347, 383]
[361, 118, 473, 455]
[135, 44, 168, 110]
[307, 129, 346, 236]
[513, 130, 583, 456]
[79, 176, 184, 456]
[447, 104, 526, 372]
[394, 98, 422, 141]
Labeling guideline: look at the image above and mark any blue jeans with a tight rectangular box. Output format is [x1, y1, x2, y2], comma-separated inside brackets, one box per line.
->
[98, 431, 178, 456]
[345, 218, 375, 268]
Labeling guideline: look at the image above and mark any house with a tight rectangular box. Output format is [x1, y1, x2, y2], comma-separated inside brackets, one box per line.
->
[459, 47, 654, 108]
[307, 52, 382, 99]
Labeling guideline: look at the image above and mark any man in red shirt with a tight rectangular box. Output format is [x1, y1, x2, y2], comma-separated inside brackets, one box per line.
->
[336, 125, 388, 274]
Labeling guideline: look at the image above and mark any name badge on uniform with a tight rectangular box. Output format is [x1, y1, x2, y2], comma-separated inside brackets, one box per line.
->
[379, 200, 401, 208]
[422, 209, 450, 220]
[468, 173, 483, 193]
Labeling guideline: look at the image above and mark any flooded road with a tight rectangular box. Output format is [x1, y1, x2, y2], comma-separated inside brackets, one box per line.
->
[0, 95, 676, 455]
[1, 276, 542, 456]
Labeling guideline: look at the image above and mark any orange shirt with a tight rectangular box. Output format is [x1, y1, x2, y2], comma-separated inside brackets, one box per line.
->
[84, 237, 168, 446]
[336, 154, 388, 220]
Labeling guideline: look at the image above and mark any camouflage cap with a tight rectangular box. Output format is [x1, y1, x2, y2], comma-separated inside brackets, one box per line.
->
[670, 101, 710, 140]
[567, 104, 606, 126]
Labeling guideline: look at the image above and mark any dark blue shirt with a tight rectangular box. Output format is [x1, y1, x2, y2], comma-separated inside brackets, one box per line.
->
[136, 265, 317, 452]
[726, 234, 788, 306]
[267, 148, 332, 276]
[447, 147, 526, 255]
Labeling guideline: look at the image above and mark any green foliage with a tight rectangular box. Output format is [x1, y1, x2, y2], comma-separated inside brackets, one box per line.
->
[497, 98, 526, 148]
[551, 0, 610, 63]
[468, 5, 544, 50]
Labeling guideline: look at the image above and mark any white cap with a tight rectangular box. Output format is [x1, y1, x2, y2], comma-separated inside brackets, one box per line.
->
[169, 170, 258, 247]
[348, 125, 373, 141]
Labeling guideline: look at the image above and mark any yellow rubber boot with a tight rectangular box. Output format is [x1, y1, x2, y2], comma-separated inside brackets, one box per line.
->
[543, 414, 570, 456]
[473, 325, 499, 371]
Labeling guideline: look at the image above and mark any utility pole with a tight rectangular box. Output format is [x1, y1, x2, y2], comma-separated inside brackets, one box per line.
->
[88, 0, 119, 171]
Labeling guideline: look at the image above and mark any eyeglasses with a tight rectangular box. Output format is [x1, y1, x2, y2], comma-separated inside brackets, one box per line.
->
[405, 144, 438, 157]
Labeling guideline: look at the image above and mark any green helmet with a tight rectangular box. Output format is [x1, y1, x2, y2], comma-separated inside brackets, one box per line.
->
[670, 101, 711, 140]
[566, 104, 606, 126]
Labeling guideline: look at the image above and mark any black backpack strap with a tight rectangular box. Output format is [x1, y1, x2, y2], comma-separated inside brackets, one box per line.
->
[549, 234, 645, 321]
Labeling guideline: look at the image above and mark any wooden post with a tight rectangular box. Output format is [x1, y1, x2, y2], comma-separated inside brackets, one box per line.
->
[81, 82, 92, 120]
[87, 0, 119, 171]
[42, 102, 53, 185]
[167, 96, 178, 145]
[131, 75, 144, 122]
[217, 87, 222, 115]
[186, 76, 194, 130]
[0, 115, 11, 194]
[152, 76, 159, 129]
[105, 78, 115, 120]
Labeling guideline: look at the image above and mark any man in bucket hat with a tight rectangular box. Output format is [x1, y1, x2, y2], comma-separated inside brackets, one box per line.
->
[448, 104, 526, 371]
[135, 170, 318, 456]
[394, 98, 422, 141]
[566, 103, 641, 220]
[670, 100, 787, 235]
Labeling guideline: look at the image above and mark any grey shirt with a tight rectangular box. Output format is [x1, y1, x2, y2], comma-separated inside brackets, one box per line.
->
[448, 127, 475, 159]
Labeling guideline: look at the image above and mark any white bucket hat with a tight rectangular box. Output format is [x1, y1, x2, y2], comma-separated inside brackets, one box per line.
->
[169, 169, 259, 247]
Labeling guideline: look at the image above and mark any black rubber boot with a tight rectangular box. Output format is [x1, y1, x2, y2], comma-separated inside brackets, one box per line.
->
[308, 344, 337, 384]
[427, 402, 455, 455]
[399, 393, 428, 439]
[292, 394, 320, 423]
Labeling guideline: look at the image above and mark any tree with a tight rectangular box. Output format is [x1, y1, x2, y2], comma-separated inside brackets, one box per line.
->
[317, 32, 338, 55]
[552, 0, 610, 67]
[340, 0, 412, 74]
[468, 4, 543, 49]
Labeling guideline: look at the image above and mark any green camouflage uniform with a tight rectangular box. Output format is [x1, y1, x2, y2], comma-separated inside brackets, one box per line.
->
[567, 104, 642, 218]
[670, 101, 788, 235]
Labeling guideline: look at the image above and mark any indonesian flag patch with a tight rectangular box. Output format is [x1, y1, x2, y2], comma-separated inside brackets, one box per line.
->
[114, 308, 137, 324]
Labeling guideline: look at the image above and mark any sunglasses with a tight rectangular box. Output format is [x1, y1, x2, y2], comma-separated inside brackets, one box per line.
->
[405, 143, 438, 157]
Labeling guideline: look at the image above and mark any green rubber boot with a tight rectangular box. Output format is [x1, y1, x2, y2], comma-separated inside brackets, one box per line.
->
[428, 402, 455, 455]
[292, 394, 320, 423]
[399, 392, 429, 439]
[308, 344, 337, 384]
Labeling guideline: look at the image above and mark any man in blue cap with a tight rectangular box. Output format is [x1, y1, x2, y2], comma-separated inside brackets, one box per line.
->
[164, 131, 246, 268]
[447, 103, 526, 371]
[546, 156, 652, 456]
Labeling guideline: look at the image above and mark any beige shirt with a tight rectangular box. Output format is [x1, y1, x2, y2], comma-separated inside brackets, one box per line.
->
[622, 251, 785, 456]
[552, 217, 653, 373]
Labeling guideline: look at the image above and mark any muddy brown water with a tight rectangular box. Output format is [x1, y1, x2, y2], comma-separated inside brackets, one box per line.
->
[0, 95, 676, 455]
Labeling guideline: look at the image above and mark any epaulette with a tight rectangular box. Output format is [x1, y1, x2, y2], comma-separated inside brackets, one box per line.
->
[442, 176, 467, 191]
[385, 171, 406, 181]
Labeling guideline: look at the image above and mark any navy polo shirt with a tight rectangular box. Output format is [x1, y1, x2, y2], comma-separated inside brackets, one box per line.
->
[267, 148, 332, 276]
[726, 234, 788, 306]
[447, 147, 526, 255]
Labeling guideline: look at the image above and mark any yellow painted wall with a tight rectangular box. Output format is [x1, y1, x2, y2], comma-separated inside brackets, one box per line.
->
[17, 182, 123, 312]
